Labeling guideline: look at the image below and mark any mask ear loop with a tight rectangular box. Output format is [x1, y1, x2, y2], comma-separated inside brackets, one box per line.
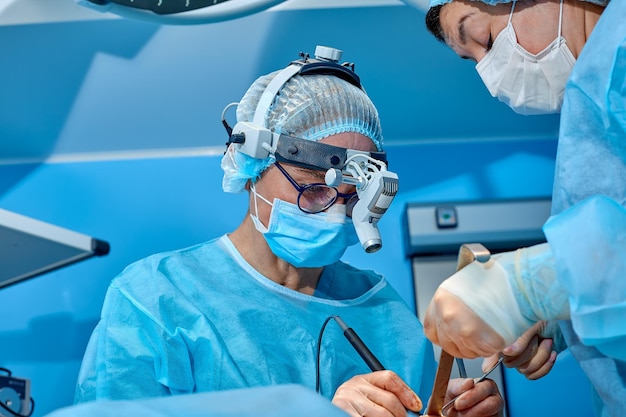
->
[250, 183, 273, 210]
[508, 0, 516, 27]
[557, 0, 564, 41]
[249, 182, 280, 235]
[250, 183, 261, 222]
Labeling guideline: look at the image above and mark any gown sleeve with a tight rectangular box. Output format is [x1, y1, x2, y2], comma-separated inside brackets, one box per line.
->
[74, 275, 194, 402]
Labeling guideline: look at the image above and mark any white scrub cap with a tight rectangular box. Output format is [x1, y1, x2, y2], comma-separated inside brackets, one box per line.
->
[221, 69, 384, 193]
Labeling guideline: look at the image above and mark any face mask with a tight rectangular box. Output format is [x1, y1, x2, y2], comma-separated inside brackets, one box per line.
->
[249, 185, 359, 268]
[476, 0, 576, 115]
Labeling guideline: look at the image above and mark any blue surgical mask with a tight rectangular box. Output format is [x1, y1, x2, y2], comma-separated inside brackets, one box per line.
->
[250, 185, 359, 268]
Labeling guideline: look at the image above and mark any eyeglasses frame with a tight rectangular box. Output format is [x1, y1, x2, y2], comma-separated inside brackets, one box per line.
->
[273, 161, 358, 215]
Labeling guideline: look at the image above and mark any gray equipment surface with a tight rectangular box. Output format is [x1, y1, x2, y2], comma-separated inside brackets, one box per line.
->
[0, 208, 109, 289]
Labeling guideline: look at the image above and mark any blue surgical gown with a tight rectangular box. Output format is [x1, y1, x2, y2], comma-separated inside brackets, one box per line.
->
[540, 0, 626, 414]
[74, 234, 436, 406]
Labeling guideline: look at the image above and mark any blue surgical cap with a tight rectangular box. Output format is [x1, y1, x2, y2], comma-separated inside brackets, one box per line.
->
[221, 70, 384, 193]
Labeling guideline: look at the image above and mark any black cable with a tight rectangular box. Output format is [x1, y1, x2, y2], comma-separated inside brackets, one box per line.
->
[315, 315, 337, 394]
[0, 397, 34, 417]
[317, 315, 422, 416]
[316, 315, 385, 393]
[0, 367, 35, 417]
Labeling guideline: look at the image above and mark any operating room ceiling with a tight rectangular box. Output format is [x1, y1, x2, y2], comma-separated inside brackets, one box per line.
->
[0, 0, 559, 164]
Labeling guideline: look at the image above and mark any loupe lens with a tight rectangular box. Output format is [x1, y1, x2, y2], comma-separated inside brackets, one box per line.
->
[299, 185, 337, 213]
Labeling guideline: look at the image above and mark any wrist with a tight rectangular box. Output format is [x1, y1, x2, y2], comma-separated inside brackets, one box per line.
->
[502, 243, 570, 323]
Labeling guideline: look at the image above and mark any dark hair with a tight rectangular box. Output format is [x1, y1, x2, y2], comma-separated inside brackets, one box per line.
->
[425, 5, 446, 43]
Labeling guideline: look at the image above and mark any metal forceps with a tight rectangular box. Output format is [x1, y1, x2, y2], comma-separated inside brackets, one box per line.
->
[423, 243, 491, 417]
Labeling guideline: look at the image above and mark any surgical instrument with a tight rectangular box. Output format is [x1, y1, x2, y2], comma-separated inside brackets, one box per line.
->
[334, 315, 421, 417]
[441, 356, 504, 414]
[334, 315, 384, 372]
[455, 358, 468, 379]
[424, 243, 491, 416]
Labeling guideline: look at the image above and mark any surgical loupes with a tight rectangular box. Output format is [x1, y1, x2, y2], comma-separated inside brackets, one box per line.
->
[325, 152, 398, 253]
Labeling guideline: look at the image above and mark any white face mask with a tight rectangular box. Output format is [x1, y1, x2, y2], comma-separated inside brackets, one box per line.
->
[476, 0, 576, 115]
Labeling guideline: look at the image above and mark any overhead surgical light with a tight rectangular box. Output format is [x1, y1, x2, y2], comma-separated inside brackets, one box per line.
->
[75, 0, 287, 25]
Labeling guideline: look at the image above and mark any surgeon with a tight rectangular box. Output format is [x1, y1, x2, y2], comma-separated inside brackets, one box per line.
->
[421, 0, 626, 415]
[74, 47, 504, 417]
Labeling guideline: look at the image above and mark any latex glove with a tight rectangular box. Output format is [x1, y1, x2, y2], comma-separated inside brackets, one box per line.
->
[424, 243, 570, 358]
[332, 370, 422, 417]
[483, 321, 559, 381]
[442, 377, 504, 417]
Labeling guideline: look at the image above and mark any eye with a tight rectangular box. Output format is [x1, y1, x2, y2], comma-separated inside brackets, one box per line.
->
[486, 33, 493, 51]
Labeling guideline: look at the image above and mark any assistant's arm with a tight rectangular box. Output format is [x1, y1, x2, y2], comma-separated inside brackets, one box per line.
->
[424, 196, 626, 361]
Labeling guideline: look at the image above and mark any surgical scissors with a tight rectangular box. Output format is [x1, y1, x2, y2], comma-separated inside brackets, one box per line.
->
[441, 356, 504, 414]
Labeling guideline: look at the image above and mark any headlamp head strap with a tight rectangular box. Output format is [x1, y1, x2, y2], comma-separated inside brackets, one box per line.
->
[252, 46, 362, 128]
[274, 134, 387, 172]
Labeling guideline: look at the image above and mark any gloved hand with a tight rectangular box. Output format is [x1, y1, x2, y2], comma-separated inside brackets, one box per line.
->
[423, 243, 570, 359]
[482, 321, 561, 381]
[332, 370, 423, 417]
[442, 377, 504, 417]
[332, 370, 504, 417]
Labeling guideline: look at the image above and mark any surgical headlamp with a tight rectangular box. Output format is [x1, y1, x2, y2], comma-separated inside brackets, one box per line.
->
[222, 46, 399, 253]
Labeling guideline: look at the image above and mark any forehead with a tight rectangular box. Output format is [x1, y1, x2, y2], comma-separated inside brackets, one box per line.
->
[319, 132, 377, 152]
[439, 0, 507, 62]
[440, 1, 483, 45]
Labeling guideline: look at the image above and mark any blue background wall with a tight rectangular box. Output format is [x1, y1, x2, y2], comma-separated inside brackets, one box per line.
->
[0, 2, 593, 416]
